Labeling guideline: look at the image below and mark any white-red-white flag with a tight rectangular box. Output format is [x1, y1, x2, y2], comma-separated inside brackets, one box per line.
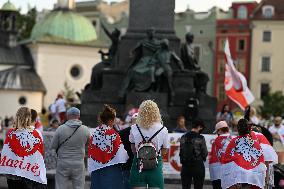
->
[209, 134, 233, 181]
[88, 125, 128, 173]
[221, 133, 266, 188]
[252, 131, 278, 163]
[0, 128, 47, 184]
[224, 39, 255, 110]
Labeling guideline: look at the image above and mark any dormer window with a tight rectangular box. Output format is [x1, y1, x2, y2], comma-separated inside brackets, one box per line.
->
[237, 6, 248, 19]
[262, 5, 274, 18]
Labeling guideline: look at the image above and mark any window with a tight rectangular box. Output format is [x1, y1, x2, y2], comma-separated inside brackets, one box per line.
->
[238, 39, 246, 51]
[260, 83, 270, 99]
[263, 31, 271, 42]
[218, 82, 226, 100]
[261, 57, 271, 72]
[219, 39, 226, 51]
[185, 25, 192, 32]
[70, 65, 82, 79]
[218, 59, 225, 73]
[92, 20, 97, 27]
[235, 58, 246, 73]
[19, 96, 27, 105]
[262, 6, 274, 18]
[237, 6, 248, 19]
[120, 27, 127, 35]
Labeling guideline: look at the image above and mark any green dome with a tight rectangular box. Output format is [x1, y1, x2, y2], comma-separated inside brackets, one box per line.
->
[31, 10, 97, 43]
[2, 1, 17, 11]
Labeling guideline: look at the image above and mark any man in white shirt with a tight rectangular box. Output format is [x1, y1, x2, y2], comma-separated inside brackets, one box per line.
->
[269, 116, 284, 163]
[55, 94, 66, 123]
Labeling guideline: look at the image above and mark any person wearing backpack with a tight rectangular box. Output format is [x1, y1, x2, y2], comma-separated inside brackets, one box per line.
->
[129, 100, 169, 189]
[179, 119, 208, 189]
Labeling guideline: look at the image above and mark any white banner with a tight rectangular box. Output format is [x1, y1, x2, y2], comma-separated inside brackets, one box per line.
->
[162, 133, 216, 179]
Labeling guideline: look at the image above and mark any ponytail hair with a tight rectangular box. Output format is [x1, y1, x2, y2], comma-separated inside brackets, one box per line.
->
[237, 118, 250, 136]
[99, 104, 116, 125]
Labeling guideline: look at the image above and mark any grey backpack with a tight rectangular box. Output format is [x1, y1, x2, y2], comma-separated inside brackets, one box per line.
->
[136, 124, 164, 172]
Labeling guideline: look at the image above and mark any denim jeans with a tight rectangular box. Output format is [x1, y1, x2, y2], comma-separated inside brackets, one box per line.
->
[90, 164, 125, 189]
[122, 170, 131, 189]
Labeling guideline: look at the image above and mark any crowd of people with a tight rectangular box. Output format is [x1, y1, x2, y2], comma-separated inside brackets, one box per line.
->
[0, 98, 283, 189]
[0, 100, 170, 189]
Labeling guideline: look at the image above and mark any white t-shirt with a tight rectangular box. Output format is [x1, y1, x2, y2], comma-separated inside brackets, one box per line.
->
[129, 122, 169, 154]
[55, 98, 66, 113]
[269, 124, 284, 134]
[50, 103, 56, 114]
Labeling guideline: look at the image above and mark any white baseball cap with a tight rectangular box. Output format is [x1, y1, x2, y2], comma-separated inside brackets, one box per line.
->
[213, 121, 228, 134]
[132, 113, 138, 119]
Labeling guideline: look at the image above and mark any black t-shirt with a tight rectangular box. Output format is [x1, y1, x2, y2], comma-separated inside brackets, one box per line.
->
[119, 127, 134, 171]
[180, 131, 208, 164]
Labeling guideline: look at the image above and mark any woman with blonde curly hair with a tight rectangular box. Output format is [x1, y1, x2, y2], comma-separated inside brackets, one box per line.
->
[129, 100, 169, 189]
[0, 107, 47, 189]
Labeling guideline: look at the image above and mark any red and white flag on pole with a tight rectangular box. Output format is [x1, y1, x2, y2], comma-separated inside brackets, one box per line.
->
[224, 39, 254, 110]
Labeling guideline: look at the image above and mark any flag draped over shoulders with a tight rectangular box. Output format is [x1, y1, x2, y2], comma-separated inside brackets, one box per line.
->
[88, 125, 129, 173]
[221, 133, 266, 189]
[251, 131, 277, 163]
[0, 128, 47, 184]
[209, 134, 232, 181]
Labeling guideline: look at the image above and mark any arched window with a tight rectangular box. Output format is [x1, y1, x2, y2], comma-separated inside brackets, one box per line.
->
[70, 65, 83, 79]
[262, 5, 274, 18]
[18, 96, 27, 105]
[237, 6, 248, 19]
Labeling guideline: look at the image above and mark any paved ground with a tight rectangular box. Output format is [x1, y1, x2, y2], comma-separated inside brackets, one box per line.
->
[0, 177, 213, 189]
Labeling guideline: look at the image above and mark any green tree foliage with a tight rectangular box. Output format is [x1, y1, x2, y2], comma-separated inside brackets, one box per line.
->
[259, 91, 284, 118]
[16, 7, 37, 40]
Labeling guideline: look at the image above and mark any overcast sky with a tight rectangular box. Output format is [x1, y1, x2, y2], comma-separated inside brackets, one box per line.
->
[2, 0, 261, 13]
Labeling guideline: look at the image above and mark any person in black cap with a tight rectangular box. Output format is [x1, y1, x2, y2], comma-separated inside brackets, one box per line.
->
[180, 119, 208, 189]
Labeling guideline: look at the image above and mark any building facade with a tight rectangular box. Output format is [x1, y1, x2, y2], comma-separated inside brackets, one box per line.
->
[214, 2, 258, 111]
[0, 0, 102, 117]
[27, 0, 100, 107]
[0, 2, 46, 117]
[175, 7, 229, 95]
[250, 0, 284, 106]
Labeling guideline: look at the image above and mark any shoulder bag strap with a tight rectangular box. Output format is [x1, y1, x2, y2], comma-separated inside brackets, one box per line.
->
[148, 126, 165, 142]
[136, 124, 146, 143]
[56, 125, 81, 154]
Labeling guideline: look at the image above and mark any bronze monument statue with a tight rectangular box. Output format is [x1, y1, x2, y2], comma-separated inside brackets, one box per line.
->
[155, 39, 185, 99]
[118, 28, 161, 97]
[98, 23, 121, 64]
[180, 32, 200, 70]
[90, 24, 121, 90]
[81, 0, 217, 133]
[118, 29, 185, 99]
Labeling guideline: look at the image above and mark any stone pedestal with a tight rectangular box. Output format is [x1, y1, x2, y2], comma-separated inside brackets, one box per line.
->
[128, 0, 175, 32]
